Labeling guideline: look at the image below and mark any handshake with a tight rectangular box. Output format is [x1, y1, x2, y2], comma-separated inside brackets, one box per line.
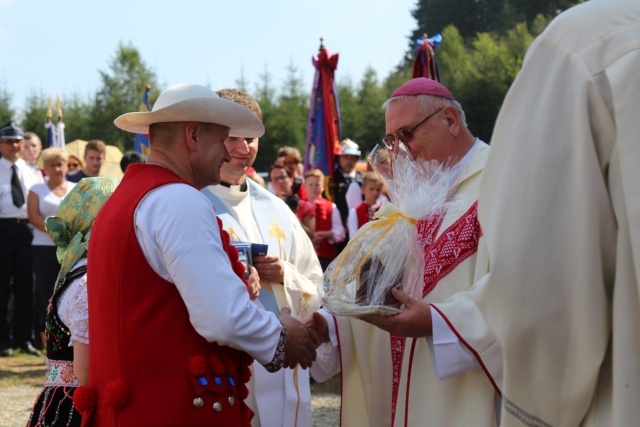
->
[277, 307, 330, 370]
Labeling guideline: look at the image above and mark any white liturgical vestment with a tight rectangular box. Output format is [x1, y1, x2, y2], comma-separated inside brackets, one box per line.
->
[433, 1, 640, 425]
[203, 179, 322, 427]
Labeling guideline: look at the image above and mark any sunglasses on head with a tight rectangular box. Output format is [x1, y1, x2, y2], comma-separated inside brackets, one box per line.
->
[382, 107, 444, 150]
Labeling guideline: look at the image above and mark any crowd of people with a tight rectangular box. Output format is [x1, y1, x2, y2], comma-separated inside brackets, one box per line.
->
[0, 128, 146, 359]
[0, 1, 637, 425]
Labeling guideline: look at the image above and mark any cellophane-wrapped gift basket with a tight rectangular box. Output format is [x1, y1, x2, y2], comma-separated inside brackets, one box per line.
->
[322, 144, 466, 317]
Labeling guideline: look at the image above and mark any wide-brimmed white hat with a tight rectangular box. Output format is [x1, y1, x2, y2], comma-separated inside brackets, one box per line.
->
[114, 84, 265, 138]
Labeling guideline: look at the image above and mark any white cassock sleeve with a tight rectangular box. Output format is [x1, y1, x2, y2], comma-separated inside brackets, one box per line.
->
[347, 208, 359, 241]
[428, 307, 480, 380]
[309, 309, 340, 382]
[345, 181, 362, 212]
[135, 183, 282, 364]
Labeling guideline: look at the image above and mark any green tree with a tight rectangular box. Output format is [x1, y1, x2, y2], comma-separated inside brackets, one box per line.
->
[336, 76, 363, 148]
[409, 0, 582, 42]
[21, 91, 49, 144]
[356, 67, 387, 155]
[254, 66, 279, 172]
[62, 94, 92, 143]
[0, 85, 14, 125]
[89, 42, 160, 150]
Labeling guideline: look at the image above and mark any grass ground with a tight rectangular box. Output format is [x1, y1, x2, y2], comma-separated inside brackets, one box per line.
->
[0, 353, 47, 388]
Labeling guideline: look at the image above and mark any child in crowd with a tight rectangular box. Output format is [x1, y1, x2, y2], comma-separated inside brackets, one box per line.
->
[302, 169, 345, 271]
[347, 172, 384, 241]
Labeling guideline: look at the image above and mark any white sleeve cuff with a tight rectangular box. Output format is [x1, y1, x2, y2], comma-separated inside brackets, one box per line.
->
[428, 306, 481, 380]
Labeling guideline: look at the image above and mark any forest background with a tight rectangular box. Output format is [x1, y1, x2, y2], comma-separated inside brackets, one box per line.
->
[0, 0, 583, 172]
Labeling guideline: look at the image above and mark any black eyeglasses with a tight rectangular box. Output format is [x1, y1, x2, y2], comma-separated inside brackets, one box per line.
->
[382, 107, 444, 150]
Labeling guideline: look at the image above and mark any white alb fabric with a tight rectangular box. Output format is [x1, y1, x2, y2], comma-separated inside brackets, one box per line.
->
[434, 1, 640, 425]
[204, 180, 323, 427]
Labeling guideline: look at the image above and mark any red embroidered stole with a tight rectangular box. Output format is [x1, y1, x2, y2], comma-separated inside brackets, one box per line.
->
[389, 202, 481, 426]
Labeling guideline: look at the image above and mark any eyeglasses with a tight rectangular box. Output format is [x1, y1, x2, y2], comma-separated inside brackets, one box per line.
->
[271, 175, 289, 182]
[382, 107, 444, 150]
[68, 163, 80, 168]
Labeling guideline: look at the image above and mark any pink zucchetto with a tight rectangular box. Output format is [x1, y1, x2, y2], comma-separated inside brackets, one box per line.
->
[390, 78, 455, 100]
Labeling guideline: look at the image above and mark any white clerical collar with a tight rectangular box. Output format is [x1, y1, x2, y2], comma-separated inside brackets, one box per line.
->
[457, 138, 480, 168]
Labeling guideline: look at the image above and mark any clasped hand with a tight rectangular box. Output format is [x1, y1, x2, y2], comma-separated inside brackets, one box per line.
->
[278, 307, 319, 369]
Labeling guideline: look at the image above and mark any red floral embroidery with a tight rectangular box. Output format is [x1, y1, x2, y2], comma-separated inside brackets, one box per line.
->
[59, 362, 76, 384]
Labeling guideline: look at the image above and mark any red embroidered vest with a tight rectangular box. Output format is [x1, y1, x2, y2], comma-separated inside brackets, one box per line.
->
[85, 164, 253, 426]
[355, 202, 374, 229]
[314, 197, 337, 259]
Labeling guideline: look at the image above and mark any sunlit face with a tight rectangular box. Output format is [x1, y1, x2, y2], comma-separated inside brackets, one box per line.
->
[362, 181, 382, 205]
[304, 176, 324, 200]
[338, 154, 359, 174]
[385, 97, 448, 161]
[67, 156, 81, 171]
[283, 156, 300, 176]
[192, 123, 230, 188]
[43, 158, 68, 182]
[21, 138, 42, 163]
[220, 136, 258, 184]
[0, 139, 23, 162]
[269, 167, 292, 196]
[84, 149, 105, 175]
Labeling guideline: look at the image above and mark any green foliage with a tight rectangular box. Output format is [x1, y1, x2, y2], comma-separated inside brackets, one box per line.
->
[355, 67, 387, 155]
[337, 77, 363, 148]
[62, 94, 92, 144]
[0, 86, 14, 125]
[21, 91, 49, 144]
[410, 0, 581, 41]
[89, 42, 160, 150]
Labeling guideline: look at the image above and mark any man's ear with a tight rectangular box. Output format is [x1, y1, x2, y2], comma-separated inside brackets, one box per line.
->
[443, 106, 460, 137]
[184, 122, 200, 152]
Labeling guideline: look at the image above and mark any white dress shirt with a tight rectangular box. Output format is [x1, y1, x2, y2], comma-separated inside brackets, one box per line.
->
[0, 157, 44, 219]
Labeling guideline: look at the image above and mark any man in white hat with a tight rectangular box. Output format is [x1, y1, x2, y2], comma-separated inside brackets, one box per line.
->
[85, 84, 319, 426]
[201, 88, 322, 427]
[329, 138, 363, 249]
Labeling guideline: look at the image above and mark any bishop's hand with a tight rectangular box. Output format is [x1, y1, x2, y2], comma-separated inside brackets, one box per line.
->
[360, 288, 433, 338]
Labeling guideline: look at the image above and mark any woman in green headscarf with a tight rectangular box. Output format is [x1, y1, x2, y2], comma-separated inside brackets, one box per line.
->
[28, 177, 118, 427]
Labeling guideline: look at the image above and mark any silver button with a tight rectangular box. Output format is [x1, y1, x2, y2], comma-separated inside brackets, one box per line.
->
[193, 397, 204, 408]
[228, 396, 235, 406]
[213, 402, 222, 412]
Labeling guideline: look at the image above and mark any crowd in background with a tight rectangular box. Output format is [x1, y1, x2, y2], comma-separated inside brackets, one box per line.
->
[0, 118, 386, 358]
[0, 125, 146, 357]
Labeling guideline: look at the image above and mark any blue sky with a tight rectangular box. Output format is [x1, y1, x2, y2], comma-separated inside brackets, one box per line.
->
[0, 0, 418, 113]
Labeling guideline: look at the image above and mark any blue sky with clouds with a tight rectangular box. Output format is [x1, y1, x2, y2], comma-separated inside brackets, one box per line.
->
[0, 0, 418, 113]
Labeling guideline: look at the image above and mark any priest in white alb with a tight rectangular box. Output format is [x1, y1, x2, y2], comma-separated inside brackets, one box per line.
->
[202, 89, 322, 427]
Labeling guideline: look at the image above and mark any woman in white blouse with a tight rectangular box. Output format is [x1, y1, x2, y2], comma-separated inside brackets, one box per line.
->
[27, 148, 75, 348]
[27, 177, 119, 427]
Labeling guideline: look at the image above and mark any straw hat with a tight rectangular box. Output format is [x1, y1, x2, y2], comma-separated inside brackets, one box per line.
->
[114, 84, 265, 138]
